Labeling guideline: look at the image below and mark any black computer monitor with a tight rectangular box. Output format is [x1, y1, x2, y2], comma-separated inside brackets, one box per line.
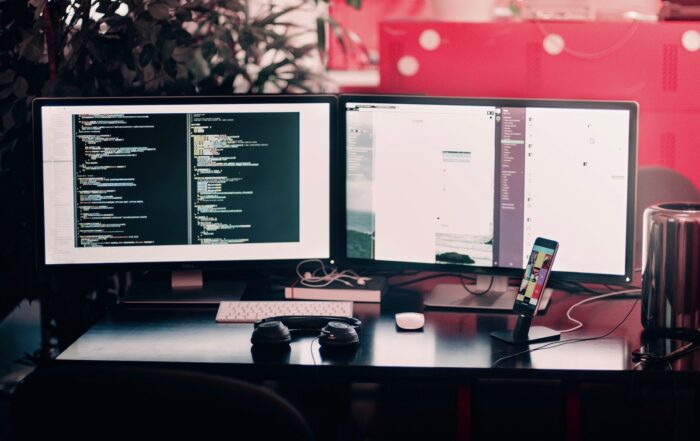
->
[340, 95, 637, 310]
[34, 95, 336, 300]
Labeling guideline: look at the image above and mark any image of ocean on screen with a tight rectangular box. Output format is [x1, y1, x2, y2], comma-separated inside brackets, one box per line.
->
[435, 233, 492, 266]
[347, 210, 373, 259]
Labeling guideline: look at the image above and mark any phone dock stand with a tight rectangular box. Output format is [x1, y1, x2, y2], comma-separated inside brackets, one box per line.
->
[490, 315, 561, 344]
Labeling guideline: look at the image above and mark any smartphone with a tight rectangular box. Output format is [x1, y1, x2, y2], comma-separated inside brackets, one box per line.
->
[513, 237, 559, 316]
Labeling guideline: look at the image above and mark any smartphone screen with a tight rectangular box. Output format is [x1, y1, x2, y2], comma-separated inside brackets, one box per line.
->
[513, 237, 558, 316]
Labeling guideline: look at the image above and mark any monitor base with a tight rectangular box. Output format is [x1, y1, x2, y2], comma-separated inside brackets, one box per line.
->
[423, 276, 552, 313]
[121, 270, 246, 304]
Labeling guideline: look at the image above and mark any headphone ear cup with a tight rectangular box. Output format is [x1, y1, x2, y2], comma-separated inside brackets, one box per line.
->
[319, 321, 359, 348]
[251, 321, 292, 346]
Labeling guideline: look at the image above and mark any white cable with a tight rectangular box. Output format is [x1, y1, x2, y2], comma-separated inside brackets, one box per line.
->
[558, 288, 641, 334]
[295, 259, 370, 288]
[535, 20, 640, 60]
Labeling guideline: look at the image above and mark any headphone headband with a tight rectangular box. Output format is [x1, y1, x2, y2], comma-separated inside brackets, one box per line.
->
[254, 315, 362, 331]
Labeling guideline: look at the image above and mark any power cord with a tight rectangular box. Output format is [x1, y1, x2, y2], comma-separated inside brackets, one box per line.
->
[557, 289, 641, 334]
[388, 273, 477, 289]
[549, 280, 603, 294]
[631, 347, 687, 441]
[549, 279, 640, 295]
[492, 298, 640, 367]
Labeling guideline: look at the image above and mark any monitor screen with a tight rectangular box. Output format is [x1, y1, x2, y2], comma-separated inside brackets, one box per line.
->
[341, 96, 637, 283]
[35, 96, 333, 267]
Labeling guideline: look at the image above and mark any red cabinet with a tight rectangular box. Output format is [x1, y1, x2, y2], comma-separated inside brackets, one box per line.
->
[378, 21, 700, 188]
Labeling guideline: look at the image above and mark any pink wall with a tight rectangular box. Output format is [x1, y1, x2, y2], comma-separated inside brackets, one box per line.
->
[377, 21, 700, 189]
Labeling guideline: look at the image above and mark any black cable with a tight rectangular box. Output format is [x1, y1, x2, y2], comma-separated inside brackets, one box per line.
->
[548, 280, 603, 295]
[368, 269, 422, 277]
[460, 275, 493, 296]
[604, 283, 640, 291]
[549, 279, 641, 296]
[560, 280, 602, 294]
[631, 341, 700, 441]
[492, 298, 640, 367]
[388, 273, 476, 288]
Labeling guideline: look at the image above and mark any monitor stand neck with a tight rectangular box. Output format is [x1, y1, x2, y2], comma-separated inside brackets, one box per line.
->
[121, 270, 246, 304]
[171, 270, 204, 291]
[474, 274, 510, 294]
[423, 275, 553, 312]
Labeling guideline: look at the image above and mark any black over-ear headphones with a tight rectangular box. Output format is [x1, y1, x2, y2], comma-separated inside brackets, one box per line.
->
[251, 316, 361, 349]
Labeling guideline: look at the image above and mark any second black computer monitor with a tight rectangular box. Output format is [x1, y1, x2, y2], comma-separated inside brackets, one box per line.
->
[340, 95, 637, 285]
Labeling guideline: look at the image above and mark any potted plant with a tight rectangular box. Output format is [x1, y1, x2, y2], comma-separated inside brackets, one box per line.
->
[0, 0, 360, 342]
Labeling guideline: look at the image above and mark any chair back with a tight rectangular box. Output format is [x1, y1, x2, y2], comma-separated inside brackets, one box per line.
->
[10, 363, 314, 441]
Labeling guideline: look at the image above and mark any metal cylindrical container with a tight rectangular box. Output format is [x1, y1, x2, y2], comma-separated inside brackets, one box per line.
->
[642, 203, 700, 335]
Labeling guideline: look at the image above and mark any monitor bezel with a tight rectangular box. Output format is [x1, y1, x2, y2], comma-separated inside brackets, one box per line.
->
[33, 94, 339, 272]
[338, 94, 638, 284]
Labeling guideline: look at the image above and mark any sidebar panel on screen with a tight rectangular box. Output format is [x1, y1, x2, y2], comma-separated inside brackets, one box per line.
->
[495, 107, 527, 268]
[190, 112, 300, 245]
[73, 114, 189, 247]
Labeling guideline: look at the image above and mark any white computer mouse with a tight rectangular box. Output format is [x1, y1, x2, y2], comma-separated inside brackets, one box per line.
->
[395, 312, 425, 331]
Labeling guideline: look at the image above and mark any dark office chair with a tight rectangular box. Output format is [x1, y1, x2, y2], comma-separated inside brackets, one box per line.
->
[635, 166, 700, 268]
[9, 363, 314, 441]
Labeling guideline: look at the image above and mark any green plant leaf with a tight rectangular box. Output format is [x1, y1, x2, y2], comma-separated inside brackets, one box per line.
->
[175, 8, 192, 22]
[316, 17, 326, 55]
[96, 0, 113, 14]
[149, 2, 170, 21]
[12, 77, 29, 98]
[224, 0, 244, 12]
[347, 0, 362, 10]
[171, 46, 190, 63]
[11, 98, 28, 126]
[164, 58, 177, 77]
[140, 44, 155, 66]
[0, 86, 13, 100]
[0, 70, 16, 86]
[160, 39, 176, 59]
[327, 16, 347, 57]
[29, 0, 47, 19]
[201, 41, 216, 60]
[253, 5, 300, 27]
[18, 32, 44, 63]
[174, 28, 192, 45]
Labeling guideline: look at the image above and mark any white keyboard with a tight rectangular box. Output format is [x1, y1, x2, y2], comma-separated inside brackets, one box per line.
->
[215, 301, 354, 323]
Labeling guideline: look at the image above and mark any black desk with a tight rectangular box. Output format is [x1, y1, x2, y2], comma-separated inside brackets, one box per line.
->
[58, 290, 634, 375]
[57, 288, 700, 440]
